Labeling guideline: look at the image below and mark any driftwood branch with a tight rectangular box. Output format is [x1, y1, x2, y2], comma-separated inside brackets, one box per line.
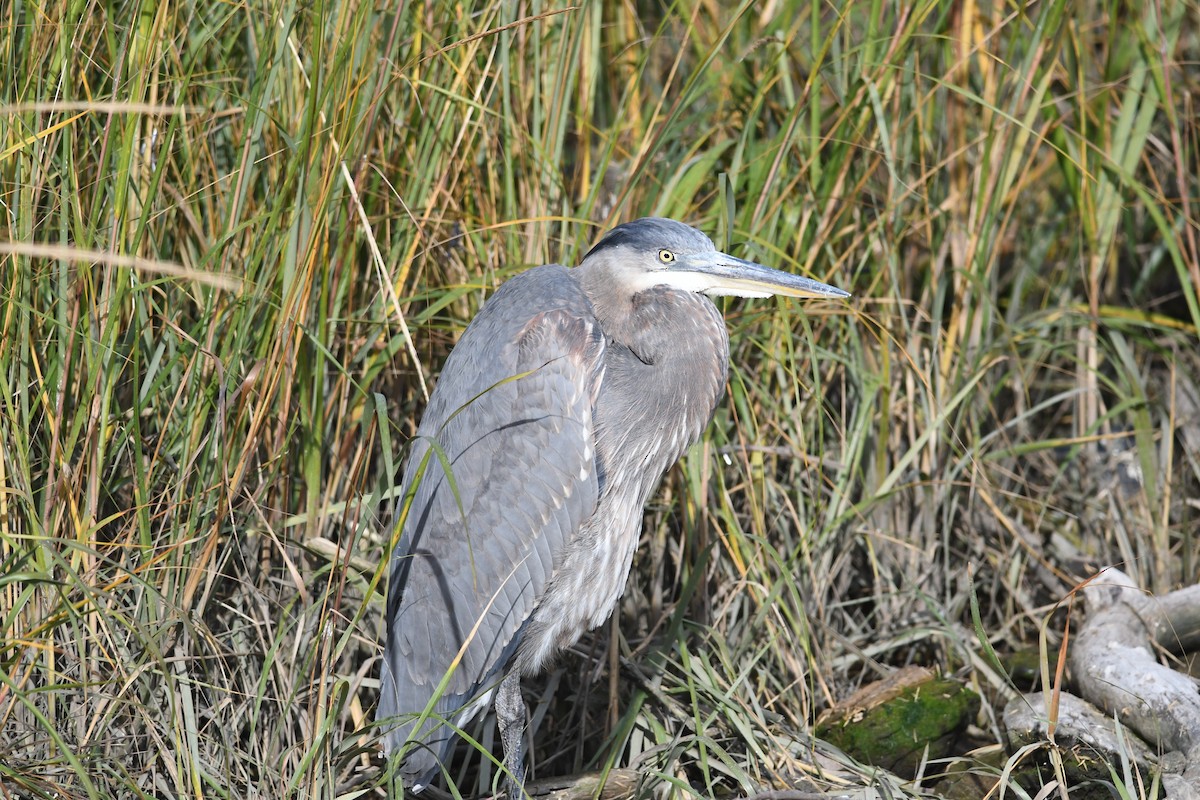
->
[1070, 568, 1200, 753]
[1069, 567, 1200, 797]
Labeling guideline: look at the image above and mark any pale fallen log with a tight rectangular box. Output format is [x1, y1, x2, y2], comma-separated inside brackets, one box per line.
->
[1003, 690, 1155, 764]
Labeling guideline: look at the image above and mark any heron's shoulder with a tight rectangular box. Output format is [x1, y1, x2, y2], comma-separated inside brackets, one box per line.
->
[491, 263, 586, 301]
[474, 264, 595, 325]
[437, 265, 599, 378]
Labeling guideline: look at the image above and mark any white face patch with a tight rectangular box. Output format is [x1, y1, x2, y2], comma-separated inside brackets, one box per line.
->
[627, 269, 774, 298]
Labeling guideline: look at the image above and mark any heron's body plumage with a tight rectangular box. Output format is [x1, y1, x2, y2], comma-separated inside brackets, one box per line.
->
[378, 218, 847, 792]
[380, 258, 728, 786]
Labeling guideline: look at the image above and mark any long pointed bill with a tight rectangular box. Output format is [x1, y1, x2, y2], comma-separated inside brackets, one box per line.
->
[660, 251, 851, 300]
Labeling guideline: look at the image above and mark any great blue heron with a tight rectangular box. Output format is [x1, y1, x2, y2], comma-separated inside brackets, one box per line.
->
[379, 217, 848, 796]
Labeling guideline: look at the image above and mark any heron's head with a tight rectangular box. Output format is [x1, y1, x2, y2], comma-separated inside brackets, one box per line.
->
[580, 217, 849, 300]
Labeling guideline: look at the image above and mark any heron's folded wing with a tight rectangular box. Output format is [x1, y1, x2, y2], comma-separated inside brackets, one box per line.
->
[379, 265, 604, 780]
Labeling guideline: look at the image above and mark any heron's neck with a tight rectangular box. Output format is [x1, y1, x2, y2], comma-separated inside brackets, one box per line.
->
[573, 262, 730, 495]
[574, 263, 728, 367]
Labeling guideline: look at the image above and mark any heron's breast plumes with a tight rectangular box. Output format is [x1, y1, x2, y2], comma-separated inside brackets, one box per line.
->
[513, 288, 729, 675]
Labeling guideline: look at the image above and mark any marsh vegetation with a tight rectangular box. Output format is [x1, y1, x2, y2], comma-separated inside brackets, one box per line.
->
[2, 1, 1199, 797]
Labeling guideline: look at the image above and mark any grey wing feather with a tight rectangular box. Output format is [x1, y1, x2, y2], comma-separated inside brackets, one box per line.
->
[379, 265, 604, 785]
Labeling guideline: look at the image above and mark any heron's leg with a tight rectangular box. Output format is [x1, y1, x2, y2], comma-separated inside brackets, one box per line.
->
[494, 670, 527, 798]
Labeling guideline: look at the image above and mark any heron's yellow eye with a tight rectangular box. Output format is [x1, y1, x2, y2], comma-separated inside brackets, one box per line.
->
[658, 249, 675, 263]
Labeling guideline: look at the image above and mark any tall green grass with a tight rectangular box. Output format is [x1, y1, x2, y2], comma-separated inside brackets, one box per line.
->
[2, 0, 1197, 797]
